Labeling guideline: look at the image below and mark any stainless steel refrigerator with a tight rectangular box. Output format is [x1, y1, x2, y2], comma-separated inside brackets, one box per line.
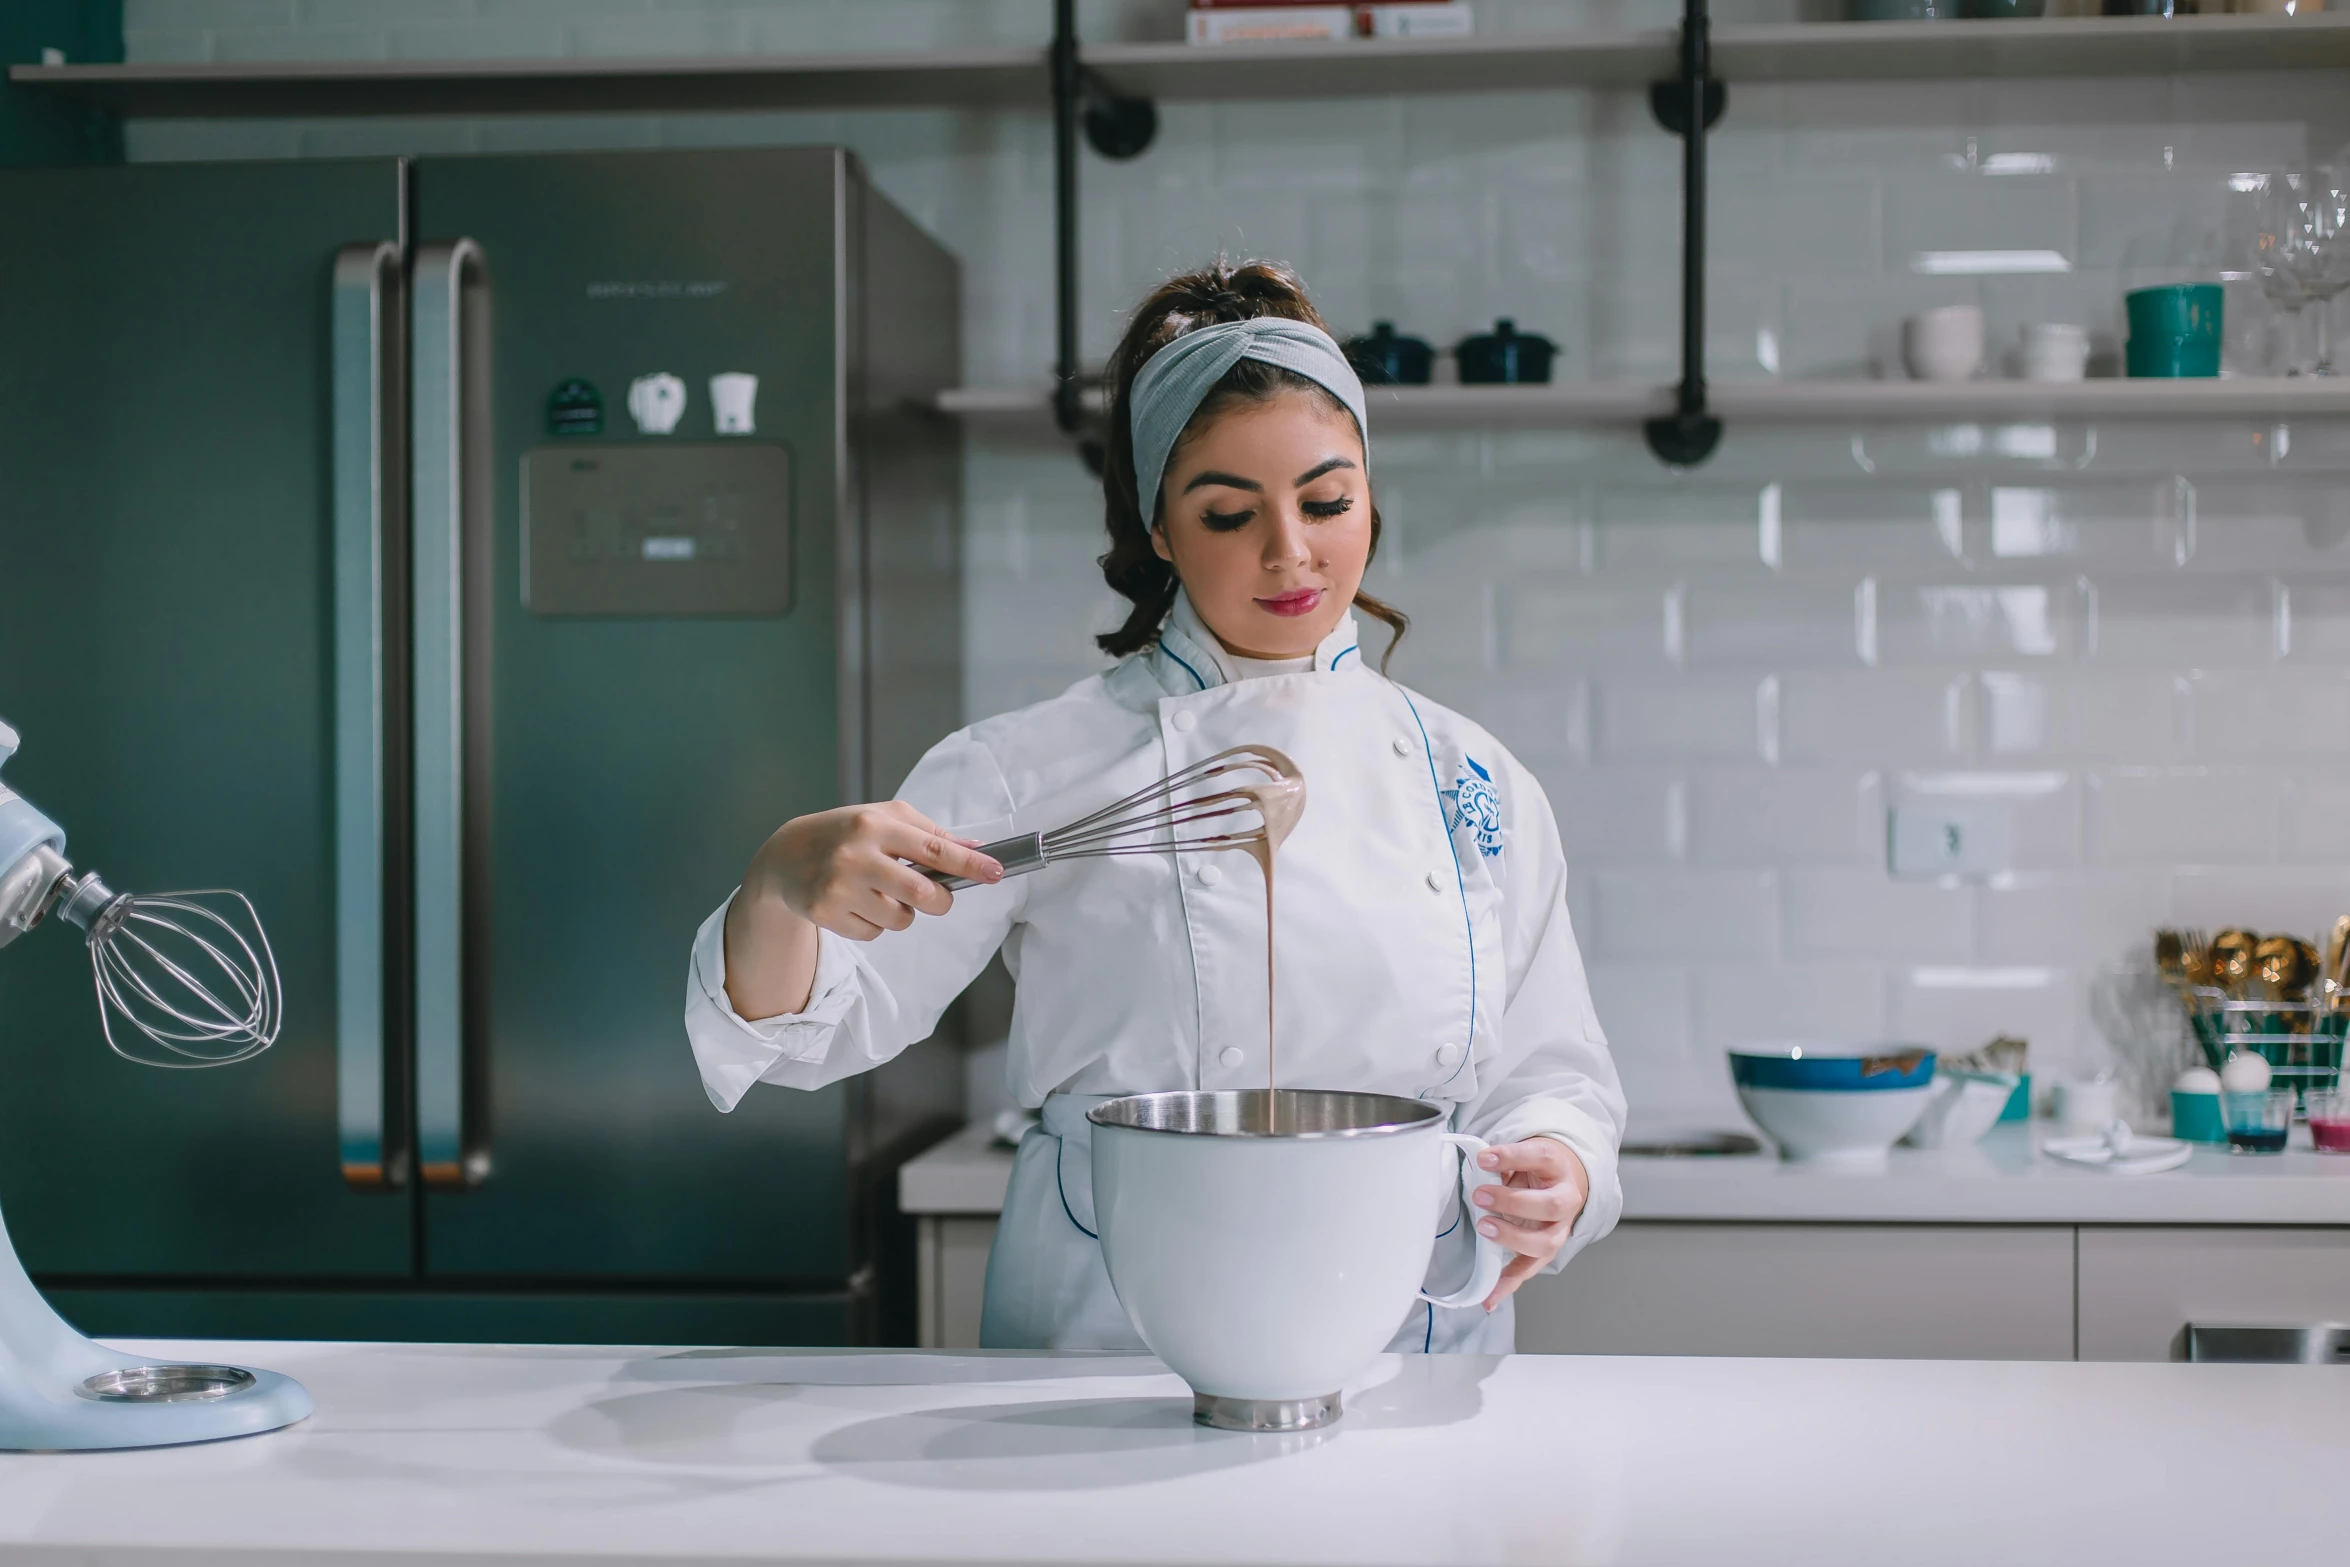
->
[0, 148, 964, 1345]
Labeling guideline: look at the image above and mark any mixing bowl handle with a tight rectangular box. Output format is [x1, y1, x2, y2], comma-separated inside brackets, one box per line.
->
[1419, 1132, 1508, 1311]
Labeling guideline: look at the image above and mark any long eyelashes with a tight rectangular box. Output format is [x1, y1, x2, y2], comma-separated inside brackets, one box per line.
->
[1200, 495, 1353, 532]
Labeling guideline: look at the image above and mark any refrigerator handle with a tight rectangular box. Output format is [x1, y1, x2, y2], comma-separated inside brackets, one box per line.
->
[411, 239, 494, 1191]
[331, 242, 412, 1192]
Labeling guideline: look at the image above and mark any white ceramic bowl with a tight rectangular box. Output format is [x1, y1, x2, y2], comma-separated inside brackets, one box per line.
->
[1901, 1071, 2020, 1150]
[1088, 1089, 1504, 1431]
[1902, 305, 1986, 382]
[1729, 1043, 1938, 1166]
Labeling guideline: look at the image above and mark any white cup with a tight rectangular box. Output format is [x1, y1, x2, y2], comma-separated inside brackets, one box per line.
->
[1902, 305, 1986, 382]
[1089, 1089, 1507, 1430]
[2017, 322, 2090, 382]
[626, 372, 687, 435]
[2052, 1076, 2120, 1133]
[709, 371, 759, 434]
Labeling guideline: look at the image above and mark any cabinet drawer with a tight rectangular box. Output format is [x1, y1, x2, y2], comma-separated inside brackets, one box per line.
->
[1516, 1223, 2075, 1360]
[2077, 1227, 2350, 1362]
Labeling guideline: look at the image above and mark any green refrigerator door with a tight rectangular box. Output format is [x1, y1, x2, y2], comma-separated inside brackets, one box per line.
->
[411, 151, 857, 1284]
[0, 160, 413, 1281]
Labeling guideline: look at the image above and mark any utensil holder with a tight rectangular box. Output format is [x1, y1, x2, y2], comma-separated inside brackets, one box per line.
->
[2182, 986, 2348, 1114]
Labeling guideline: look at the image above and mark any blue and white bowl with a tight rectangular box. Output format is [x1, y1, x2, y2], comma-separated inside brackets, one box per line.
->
[1728, 1042, 1938, 1165]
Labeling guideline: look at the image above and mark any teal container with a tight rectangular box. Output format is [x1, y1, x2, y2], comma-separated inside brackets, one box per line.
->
[1998, 1072, 2034, 1123]
[2171, 1088, 2225, 1145]
[2124, 284, 2223, 378]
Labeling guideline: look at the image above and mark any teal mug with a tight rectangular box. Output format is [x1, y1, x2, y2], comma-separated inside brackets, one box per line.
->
[2124, 284, 2223, 378]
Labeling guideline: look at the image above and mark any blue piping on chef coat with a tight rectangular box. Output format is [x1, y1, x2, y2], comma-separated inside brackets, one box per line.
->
[1162, 645, 1210, 693]
[1330, 643, 1359, 669]
[1399, 687, 1477, 1091]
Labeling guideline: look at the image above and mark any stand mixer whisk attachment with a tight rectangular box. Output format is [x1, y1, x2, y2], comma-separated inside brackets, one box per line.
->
[46, 872, 281, 1069]
[0, 722, 282, 1069]
[927, 744, 1304, 891]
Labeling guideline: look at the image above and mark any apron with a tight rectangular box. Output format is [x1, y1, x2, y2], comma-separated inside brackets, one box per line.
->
[978, 1093, 1516, 1355]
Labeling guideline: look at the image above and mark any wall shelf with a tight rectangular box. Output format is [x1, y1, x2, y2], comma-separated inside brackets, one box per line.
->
[13, 16, 2350, 120]
[2, 49, 1048, 119]
[939, 378, 2350, 432]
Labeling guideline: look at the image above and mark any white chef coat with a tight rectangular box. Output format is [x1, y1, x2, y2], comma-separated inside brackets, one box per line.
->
[685, 592, 1627, 1354]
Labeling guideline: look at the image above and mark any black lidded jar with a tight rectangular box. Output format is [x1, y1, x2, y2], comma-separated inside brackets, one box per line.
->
[1455, 319, 1558, 385]
[1344, 321, 1435, 386]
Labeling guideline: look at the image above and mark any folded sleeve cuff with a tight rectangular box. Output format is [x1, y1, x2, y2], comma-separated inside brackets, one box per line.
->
[684, 892, 862, 1112]
[1483, 1097, 1624, 1273]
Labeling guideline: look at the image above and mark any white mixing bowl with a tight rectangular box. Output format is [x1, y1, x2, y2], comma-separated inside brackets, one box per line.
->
[1088, 1089, 1505, 1432]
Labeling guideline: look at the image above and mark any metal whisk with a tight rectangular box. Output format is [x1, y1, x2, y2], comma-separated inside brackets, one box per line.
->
[0, 720, 283, 1070]
[46, 871, 282, 1069]
[927, 744, 1300, 891]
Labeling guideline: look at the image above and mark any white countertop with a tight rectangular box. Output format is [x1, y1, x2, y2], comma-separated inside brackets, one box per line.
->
[5, 1339, 2343, 1565]
[899, 1121, 2350, 1224]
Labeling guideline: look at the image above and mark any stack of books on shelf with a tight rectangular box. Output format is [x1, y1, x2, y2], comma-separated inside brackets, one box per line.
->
[1185, 1, 1473, 45]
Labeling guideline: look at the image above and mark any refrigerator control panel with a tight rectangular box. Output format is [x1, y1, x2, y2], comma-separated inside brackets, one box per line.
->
[521, 443, 791, 617]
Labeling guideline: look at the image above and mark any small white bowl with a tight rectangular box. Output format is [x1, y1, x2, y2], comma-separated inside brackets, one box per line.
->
[1901, 1071, 2020, 1151]
[1737, 1085, 1936, 1166]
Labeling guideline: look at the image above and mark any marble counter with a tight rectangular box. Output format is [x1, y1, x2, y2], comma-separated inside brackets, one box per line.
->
[3, 1340, 2343, 1565]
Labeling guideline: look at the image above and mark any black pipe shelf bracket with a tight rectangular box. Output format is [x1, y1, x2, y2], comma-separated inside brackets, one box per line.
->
[1051, 0, 1155, 470]
[1645, 0, 1724, 469]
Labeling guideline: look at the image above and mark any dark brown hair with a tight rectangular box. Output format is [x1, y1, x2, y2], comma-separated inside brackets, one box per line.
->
[1095, 258, 1407, 667]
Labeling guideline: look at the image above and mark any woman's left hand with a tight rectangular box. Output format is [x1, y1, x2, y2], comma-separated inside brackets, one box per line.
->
[1471, 1139, 1590, 1311]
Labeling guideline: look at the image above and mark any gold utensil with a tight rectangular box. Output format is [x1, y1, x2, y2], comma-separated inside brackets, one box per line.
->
[2154, 929, 2186, 988]
[2254, 935, 2312, 999]
[2181, 927, 2214, 990]
[2213, 928, 2258, 997]
[2326, 915, 2350, 993]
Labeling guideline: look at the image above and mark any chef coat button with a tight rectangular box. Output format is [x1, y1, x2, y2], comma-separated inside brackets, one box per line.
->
[1392, 736, 1412, 757]
[1435, 1043, 1462, 1068]
[1425, 871, 1444, 893]
[1196, 864, 1222, 888]
[1218, 1047, 1244, 1069]
[1172, 710, 1196, 733]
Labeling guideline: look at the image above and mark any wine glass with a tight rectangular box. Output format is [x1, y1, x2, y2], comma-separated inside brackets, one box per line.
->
[2250, 172, 2311, 374]
[2270, 166, 2350, 376]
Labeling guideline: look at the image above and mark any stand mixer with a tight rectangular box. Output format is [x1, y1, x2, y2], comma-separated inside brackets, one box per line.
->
[0, 716, 311, 1449]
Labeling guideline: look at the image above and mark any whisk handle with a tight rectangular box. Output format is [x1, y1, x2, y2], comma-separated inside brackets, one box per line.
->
[923, 831, 1047, 892]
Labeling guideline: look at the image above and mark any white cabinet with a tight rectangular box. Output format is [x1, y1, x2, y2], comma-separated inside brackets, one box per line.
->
[2076, 1227, 2350, 1362]
[1512, 1223, 2077, 1360]
[914, 1216, 995, 1349]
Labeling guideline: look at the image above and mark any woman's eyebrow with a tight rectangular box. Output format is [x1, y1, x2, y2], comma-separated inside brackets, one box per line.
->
[1294, 456, 1357, 485]
[1181, 469, 1263, 494]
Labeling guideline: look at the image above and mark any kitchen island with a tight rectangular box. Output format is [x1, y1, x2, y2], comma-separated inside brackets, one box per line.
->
[905, 1124, 2350, 1359]
[2, 1340, 2342, 1565]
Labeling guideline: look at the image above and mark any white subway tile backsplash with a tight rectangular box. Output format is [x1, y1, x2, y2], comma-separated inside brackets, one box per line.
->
[2086, 574, 2282, 666]
[1896, 768, 2083, 870]
[1890, 965, 2080, 1075]
[1692, 963, 1889, 1056]
[2087, 768, 2279, 865]
[2171, 867, 2350, 943]
[1689, 768, 1880, 867]
[2278, 774, 2350, 863]
[1779, 671, 1973, 765]
[1592, 868, 1777, 962]
[1875, 579, 2073, 665]
[1504, 579, 1669, 673]
[1547, 768, 1686, 866]
[1595, 676, 1770, 763]
[1783, 870, 1975, 962]
[1685, 581, 1865, 670]
[2177, 669, 2350, 761]
[1977, 871, 2173, 967]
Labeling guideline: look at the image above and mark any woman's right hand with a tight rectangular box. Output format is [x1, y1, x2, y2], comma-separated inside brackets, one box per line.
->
[752, 801, 1004, 941]
[723, 803, 1003, 1020]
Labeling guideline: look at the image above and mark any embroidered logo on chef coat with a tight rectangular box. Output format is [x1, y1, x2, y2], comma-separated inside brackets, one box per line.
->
[1441, 757, 1504, 858]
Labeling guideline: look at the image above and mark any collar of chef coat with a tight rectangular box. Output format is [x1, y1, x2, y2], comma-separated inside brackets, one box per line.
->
[1150, 589, 1363, 694]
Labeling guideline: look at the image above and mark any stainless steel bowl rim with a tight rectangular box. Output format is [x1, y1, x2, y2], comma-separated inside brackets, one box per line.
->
[1086, 1088, 1445, 1139]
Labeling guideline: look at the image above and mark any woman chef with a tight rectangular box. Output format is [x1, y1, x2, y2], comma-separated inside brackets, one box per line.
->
[686, 260, 1626, 1354]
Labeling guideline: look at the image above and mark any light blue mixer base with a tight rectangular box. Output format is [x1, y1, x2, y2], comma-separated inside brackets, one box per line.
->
[0, 1203, 311, 1450]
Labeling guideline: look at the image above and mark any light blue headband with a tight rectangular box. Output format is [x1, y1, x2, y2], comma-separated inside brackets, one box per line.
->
[1128, 317, 1369, 516]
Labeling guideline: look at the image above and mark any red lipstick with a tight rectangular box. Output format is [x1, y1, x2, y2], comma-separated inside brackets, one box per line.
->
[1256, 588, 1324, 618]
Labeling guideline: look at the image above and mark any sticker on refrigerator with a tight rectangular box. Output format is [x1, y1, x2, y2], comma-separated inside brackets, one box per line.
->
[626, 372, 687, 435]
[710, 372, 759, 435]
[546, 377, 604, 437]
